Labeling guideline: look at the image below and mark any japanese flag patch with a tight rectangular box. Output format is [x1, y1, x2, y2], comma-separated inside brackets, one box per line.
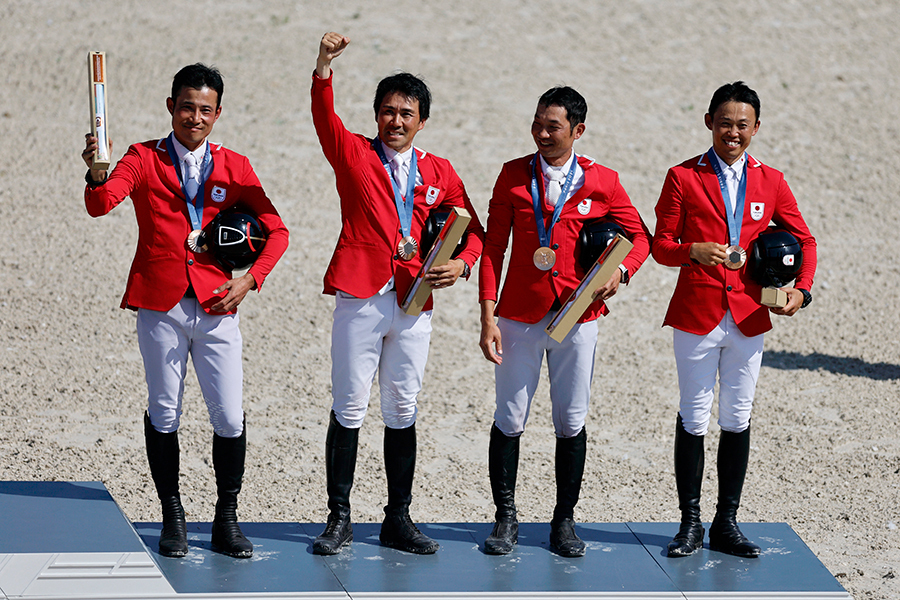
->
[211, 186, 227, 203]
[750, 202, 765, 221]
[426, 186, 441, 205]
[577, 198, 592, 215]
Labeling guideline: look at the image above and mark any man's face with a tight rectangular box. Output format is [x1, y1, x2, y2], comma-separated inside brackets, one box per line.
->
[531, 104, 584, 167]
[376, 92, 426, 153]
[704, 100, 759, 165]
[166, 85, 221, 151]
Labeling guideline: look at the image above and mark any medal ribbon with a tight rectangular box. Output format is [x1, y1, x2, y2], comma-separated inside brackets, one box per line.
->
[530, 152, 577, 248]
[166, 133, 212, 231]
[375, 140, 418, 239]
[707, 148, 747, 248]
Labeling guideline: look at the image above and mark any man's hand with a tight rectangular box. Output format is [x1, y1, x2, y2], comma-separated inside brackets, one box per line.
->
[479, 300, 503, 365]
[82, 133, 112, 182]
[211, 272, 257, 313]
[770, 287, 804, 317]
[316, 32, 350, 79]
[424, 258, 465, 289]
[689, 241, 728, 266]
[593, 268, 622, 302]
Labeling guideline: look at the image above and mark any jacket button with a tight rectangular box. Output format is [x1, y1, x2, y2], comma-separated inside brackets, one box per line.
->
[726, 285, 732, 291]
[552, 243, 559, 250]
[552, 271, 559, 277]
[394, 254, 400, 260]
[188, 259, 194, 266]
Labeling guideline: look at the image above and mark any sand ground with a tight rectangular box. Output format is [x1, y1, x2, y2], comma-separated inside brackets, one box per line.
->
[1, 1, 898, 598]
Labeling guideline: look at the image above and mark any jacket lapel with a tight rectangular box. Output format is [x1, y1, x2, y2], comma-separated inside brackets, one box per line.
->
[156, 136, 187, 200]
[696, 152, 727, 221]
[739, 153, 763, 244]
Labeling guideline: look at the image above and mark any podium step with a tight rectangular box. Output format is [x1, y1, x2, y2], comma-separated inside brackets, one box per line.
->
[0, 482, 851, 600]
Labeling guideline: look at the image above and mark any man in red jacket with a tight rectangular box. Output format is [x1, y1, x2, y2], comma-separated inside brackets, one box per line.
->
[652, 81, 816, 559]
[479, 86, 650, 557]
[81, 63, 289, 559]
[310, 32, 484, 556]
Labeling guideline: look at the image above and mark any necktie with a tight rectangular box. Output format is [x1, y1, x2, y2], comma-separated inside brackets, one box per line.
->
[725, 165, 739, 215]
[392, 154, 408, 195]
[546, 168, 565, 206]
[184, 153, 200, 201]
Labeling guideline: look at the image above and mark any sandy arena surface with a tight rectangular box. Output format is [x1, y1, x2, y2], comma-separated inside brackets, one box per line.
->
[1, 1, 898, 598]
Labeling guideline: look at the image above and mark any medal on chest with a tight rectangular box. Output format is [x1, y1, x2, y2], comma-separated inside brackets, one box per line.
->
[529, 153, 576, 272]
[398, 236, 418, 261]
[533, 247, 556, 270]
[375, 140, 419, 262]
[723, 245, 746, 270]
[708, 148, 748, 271]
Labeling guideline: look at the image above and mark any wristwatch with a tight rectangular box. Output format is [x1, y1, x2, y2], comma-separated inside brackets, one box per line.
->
[618, 265, 630, 285]
[462, 262, 471, 278]
[797, 288, 812, 309]
[84, 170, 107, 187]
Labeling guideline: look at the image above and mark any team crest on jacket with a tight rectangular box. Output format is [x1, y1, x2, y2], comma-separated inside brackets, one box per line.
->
[750, 202, 764, 221]
[426, 186, 440, 205]
[577, 197, 592, 215]
[211, 186, 227, 203]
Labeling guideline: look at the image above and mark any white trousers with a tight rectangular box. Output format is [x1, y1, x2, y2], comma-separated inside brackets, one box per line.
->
[331, 290, 433, 430]
[673, 311, 763, 436]
[137, 297, 244, 438]
[493, 314, 598, 438]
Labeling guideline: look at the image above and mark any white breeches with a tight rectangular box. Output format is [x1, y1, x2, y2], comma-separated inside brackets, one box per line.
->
[137, 297, 244, 438]
[493, 314, 598, 439]
[330, 290, 433, 430]
[673, 311, 763, 436]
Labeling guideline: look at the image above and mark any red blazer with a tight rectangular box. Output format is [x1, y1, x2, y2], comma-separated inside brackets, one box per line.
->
[84, 139, 289, 315]
[652, 152, 817, 337]
[311, 71, 484, 310]
[479, 154, 651, 324]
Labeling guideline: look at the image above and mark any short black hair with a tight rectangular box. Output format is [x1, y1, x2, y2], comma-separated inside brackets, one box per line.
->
[171, 63, 224, 108]
[708, 81, 760, 122]
[537, 86, 588, 130]
[373, 72, 431, 121]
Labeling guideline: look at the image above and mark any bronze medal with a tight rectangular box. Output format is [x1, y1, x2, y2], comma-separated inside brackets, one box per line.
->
[723, 245, 746, 270]
[398, 235, 418, 261]
[187, 229, 207, 253]
[533, 247, 556, 271]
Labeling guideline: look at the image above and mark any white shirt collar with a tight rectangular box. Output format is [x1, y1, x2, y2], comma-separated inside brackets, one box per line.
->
[381, 143, 414, 167]
[712, 150, 745, 180]
[170, 133, 208, 165]
[538, 151, 577, 178]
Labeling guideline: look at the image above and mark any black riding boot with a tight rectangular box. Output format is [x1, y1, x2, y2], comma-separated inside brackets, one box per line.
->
[379, 423, 439, 554]
[313, 411, 358, 555]
[144, 412, 188, 558]
[667, 414, 706, 557]
[211, 419, 253, 558]
[708, 424, 761, 558]
[484, 423, 520, 555]
[549, 427, 587, 558]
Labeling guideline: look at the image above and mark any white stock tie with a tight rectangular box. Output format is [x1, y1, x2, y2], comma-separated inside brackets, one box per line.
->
[726, 165, 739, 215]
[392, 154, 408, 195]
[184, 153, 200, 201]
[546, 168, 565, 206]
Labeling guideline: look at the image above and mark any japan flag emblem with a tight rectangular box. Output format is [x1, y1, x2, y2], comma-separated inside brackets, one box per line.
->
[211, 186, 227, 203]
[426, 186, 441, 205]
[750, 202, 764, 221]
[577, 198, 592, 215]
[783, 254, 795, 266]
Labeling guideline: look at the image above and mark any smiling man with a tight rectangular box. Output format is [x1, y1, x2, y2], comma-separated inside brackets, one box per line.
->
[652, 81, 816, 559]
[81, 63, 289, 559]
[478, 86, 650, 557]
[309, 32, 484, 556]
